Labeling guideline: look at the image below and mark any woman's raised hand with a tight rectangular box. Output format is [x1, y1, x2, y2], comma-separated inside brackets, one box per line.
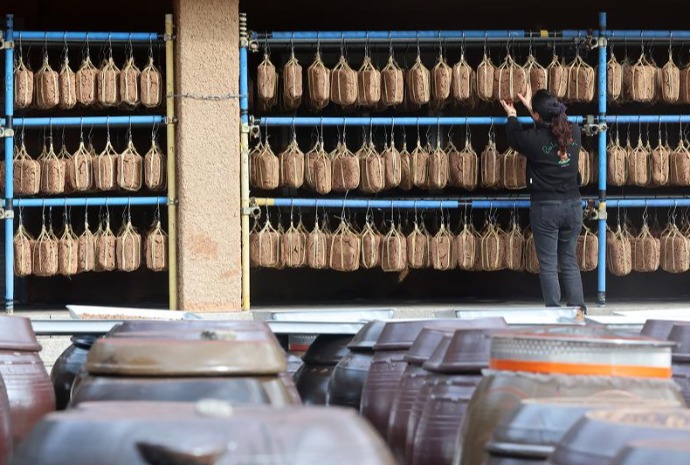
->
[517, 83, 533, 112]
[499, 99, 517, 117]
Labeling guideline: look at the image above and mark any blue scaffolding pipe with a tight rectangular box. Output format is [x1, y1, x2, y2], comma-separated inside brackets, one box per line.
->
[252, 30, 591, 43]
[13, 31, 161, 43]
[253, 198, 592, 210]
[603, 115, 690, 124]
[8, 115, 165, 127]
[4, 15, 14, 312]
[255, 116, 584, 127]
[608, 199, 690, 208]
[12, 197, 168, 208]
[606, 30, 690, 40]
[240, 46, 249, 125]
[597, 11, 607, 306]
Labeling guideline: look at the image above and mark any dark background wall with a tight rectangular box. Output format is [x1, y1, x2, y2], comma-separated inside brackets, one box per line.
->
[2, 0, 689, 307]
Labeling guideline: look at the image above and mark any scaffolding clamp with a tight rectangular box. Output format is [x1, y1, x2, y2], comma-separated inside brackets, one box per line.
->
[583, 115, 607, 136]
[592, 201, 608, 221]
[590, 35, 607, 49]
[0, 208, 14, 220]
[0, 32, 13, 49]
[244, 199, 261, 218]
[0, 128, 14, 138]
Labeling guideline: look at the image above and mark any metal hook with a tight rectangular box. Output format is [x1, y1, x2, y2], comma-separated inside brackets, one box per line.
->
[390, 119, 395, 146]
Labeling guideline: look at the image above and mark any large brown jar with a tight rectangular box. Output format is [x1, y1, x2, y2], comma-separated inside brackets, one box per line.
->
[10, 401, 397, 465]
[293, 334, 352, 405]
[456, 326, 680, 465]
[328, 321, 387, 409]
[388, 318, 506, 464]
[409, 326, 502, 465]
[0, 315, 55, 446]
[101, 319, 301, 404]
[71, 328, 296, 407]
[0, 375, 11, 465]
[360, 320, 437, 438]
[666, 323, 690, 404]
[50, 335, 99, 410]
[486, 396, 682, 465]
[546, 408, 690, 465]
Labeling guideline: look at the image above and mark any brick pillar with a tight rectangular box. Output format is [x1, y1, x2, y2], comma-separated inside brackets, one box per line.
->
[173, 0, 241, 310]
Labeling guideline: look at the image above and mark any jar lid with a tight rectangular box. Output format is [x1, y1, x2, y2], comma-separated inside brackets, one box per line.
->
[640, 319, 683, 341]
[69, 335, 100, 350]
[301, 334, 353, 365]
[609, 439, 690, 465]
[423, 328, 498, 372]
[109, 319, 276, 339]
[0, 315, 42, 351]
[489, 326, 673, 378]
[487, 397, 681, 460]
[668, 323, 690, 361]
[86, 330, 287, 376]
[406, 317, 506, 365]
[548, 409, 690, 465]
[347, 320, 387, 351]
[13, 402, 396, 465]
[372, 320, 436, 351]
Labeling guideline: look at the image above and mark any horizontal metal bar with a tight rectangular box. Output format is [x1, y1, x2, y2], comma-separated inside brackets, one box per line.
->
[472, 200, 533, 209]
[13, 31, 161, 43]
[606, 30, 690, 40]
[256, 198, 459, 209]
[30, 319, 364, 336]
[13, 197, 168, 207]
[603, 115, 690, 124]
[252, 30, 591, 43]
[252, 197, 584, 209]
[254, 37, 585, 46]
[607, 199, 690, 208]
[255, 116, 584, 126]
[10, 116, 165, 127]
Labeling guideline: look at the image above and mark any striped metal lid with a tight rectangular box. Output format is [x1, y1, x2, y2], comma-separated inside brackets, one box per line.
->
[489, 326, 673, 378]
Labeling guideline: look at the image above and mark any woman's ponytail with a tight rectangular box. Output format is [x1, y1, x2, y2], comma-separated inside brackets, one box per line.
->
[551, 112, 573, 161]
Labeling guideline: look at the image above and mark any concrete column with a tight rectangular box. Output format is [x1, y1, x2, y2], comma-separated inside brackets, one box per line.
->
[173, 0, 241, 310]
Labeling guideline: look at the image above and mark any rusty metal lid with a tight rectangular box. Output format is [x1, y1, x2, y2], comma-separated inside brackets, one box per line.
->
[486, 396, 682, 460]
[0, 315, 42, 351]
[405, 318, 507, 365]
[546, 408, 690, 465]
[13, 401, 397, 465]
[489, 326, 674, 378]
[347, 320, 387, 351]
[85, 331, 287, 376]
[609, 439, 690, 465]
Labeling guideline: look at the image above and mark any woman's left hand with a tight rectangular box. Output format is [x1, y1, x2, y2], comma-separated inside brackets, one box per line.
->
[499, 100, 517, 117]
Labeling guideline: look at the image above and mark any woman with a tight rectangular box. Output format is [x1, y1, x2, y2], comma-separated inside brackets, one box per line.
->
[500, 87, 587, 313]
